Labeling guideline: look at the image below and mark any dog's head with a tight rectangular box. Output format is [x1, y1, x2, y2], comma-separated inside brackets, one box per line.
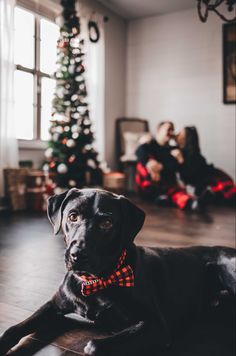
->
[47, 188, 145, 276]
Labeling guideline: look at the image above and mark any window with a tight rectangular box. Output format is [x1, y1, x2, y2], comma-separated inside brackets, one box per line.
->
[14, 6, 59, 141]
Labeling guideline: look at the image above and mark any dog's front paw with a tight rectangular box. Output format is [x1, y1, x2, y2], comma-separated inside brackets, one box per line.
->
[0, 333, 15, 355]
[84, 340, 98, 356]
[0, 326, 21, 355]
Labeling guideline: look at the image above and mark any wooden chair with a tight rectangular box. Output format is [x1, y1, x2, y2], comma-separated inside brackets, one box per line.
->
[115, 118, 149, 191]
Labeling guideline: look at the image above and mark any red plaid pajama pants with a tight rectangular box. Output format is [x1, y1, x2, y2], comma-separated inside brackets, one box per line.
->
[205, 168, 236, 201]
[135, 162, 192, 210]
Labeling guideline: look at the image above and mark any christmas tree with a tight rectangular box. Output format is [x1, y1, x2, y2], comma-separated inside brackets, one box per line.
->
[44, 0, 102, 188]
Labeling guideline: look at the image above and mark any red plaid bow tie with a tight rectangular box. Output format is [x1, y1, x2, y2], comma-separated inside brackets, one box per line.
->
[77, 250, 134, 297]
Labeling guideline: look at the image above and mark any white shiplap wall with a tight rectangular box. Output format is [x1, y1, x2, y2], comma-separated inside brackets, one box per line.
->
[126, 8, 236, 179]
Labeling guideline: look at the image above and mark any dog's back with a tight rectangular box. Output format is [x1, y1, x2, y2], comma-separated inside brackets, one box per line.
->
[133, 245, 235, 328]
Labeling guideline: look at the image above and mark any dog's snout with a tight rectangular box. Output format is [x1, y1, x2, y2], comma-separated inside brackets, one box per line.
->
[70, 249, 78, 261]
[70, 241, 87, 262]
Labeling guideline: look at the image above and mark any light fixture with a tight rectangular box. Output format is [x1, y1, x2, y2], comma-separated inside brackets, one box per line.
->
[196, 0, 236, 22]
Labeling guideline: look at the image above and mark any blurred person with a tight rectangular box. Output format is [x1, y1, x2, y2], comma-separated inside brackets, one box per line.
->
[176, 126, 236, 204]
[135, 121, 202, 211]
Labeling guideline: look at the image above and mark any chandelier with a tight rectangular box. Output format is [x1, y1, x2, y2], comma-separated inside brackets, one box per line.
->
[196, 0, 236, 22]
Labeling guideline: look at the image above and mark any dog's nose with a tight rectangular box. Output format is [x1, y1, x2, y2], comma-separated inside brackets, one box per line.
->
[70, 251, 78, 261]
[70, 243, 87, 262]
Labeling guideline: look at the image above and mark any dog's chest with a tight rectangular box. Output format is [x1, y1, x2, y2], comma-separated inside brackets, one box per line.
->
[74, 287, 139, 324]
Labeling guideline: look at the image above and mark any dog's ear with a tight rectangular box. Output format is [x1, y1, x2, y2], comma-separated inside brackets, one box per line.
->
[47, 188, 79, 235]
[119, 195, 145, 245]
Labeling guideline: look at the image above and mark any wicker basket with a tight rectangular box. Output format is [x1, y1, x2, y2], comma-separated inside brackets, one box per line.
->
[103, 172, 126, 194]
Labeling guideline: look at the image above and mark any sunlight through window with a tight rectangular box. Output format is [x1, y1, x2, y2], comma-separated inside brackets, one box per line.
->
[14, 6, 59, 141]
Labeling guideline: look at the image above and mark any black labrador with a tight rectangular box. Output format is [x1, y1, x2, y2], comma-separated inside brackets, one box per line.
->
[0, 188, 235, 356]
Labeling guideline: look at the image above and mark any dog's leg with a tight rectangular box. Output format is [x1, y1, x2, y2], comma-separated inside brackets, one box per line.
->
[84, 321, 168, 356]
[0, 300, 69, 355]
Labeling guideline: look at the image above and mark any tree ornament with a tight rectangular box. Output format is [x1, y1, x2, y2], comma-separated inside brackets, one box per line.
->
[78, 107, 87, 115]
[71, 124, 79, 132]
[71, 94, 78, 101]
[84, 144, 92, 150]
[57, 163, 68, 174]
[66, 139, 76, 147]
[70, 37, 80, 48]
[84, 128, 90, 135]
[52, 133, 59, 141]
[68, 64, 75, 74]
[75, 75, 83, 82]
[42, 163, 49, 172]
[69, 179, 77, 187]
[49, 161, 56, 169]
[68, 155, 76, 163]
[71, 112, 80, 119]
[45, 147, 53, 158]
[83, 118, 91, 126]
[56, 87, 65, 98]
[58, 39, 69, 48]
[54, 186, 65, 195]
[56, 126, 64, 133]
[56, 72, 64, 79]
[72, 132, 79, 139]
[72, 27, 78, 35]
[53, 112, 64, 121]
[87, 159, 96, 169]
[72, 48, 80, 55]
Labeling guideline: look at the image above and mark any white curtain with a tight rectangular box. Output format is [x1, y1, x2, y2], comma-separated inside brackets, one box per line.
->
[86, 28, 105, 161]
[0, 0, 19, 198]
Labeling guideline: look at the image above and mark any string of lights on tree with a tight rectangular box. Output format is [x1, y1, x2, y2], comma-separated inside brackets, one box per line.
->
[43, 0, 104, 188]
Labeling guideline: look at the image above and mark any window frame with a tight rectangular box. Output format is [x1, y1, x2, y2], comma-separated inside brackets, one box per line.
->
[15, 0, 60, 147]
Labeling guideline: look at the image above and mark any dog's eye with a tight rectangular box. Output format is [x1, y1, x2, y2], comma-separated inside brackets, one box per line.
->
[68, 213, 79, 222]
[99, 218, 113, 230]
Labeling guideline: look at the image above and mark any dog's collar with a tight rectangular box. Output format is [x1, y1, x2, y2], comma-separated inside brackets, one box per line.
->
[75, 250, 134, 297]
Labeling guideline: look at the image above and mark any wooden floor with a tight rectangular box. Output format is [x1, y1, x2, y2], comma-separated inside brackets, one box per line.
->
[0, 200, 235, 355]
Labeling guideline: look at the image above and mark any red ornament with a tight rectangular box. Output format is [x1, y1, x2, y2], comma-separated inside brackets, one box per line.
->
[62, 138, 67, 145]
[69, 155, 76, 163]
[45, 180, 56, 195]
[58, 40, 69, 48]
[72, 27, 78, 35]
[49, 161, 56, 169]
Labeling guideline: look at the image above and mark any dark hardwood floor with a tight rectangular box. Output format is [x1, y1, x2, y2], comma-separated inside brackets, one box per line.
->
[0, 199, 235, 355]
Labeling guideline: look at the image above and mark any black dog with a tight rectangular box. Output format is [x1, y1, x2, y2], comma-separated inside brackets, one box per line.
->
[0, 188, 235, 356]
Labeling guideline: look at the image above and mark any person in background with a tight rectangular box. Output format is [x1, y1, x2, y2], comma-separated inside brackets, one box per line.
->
[176, 126, 236, 204]
[135, 121, 203, 211]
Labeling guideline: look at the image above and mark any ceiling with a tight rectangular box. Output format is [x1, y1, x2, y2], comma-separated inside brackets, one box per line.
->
[96, 0, 196, 19]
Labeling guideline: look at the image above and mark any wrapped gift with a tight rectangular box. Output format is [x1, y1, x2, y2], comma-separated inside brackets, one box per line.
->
[26, 188, 45, 212]
[26, 171, 56, 212]
[4, 168, 29, 211]
[103, 172, 126, 194]
[26, 170, 46, 188]
[4, 169, 56, 212]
